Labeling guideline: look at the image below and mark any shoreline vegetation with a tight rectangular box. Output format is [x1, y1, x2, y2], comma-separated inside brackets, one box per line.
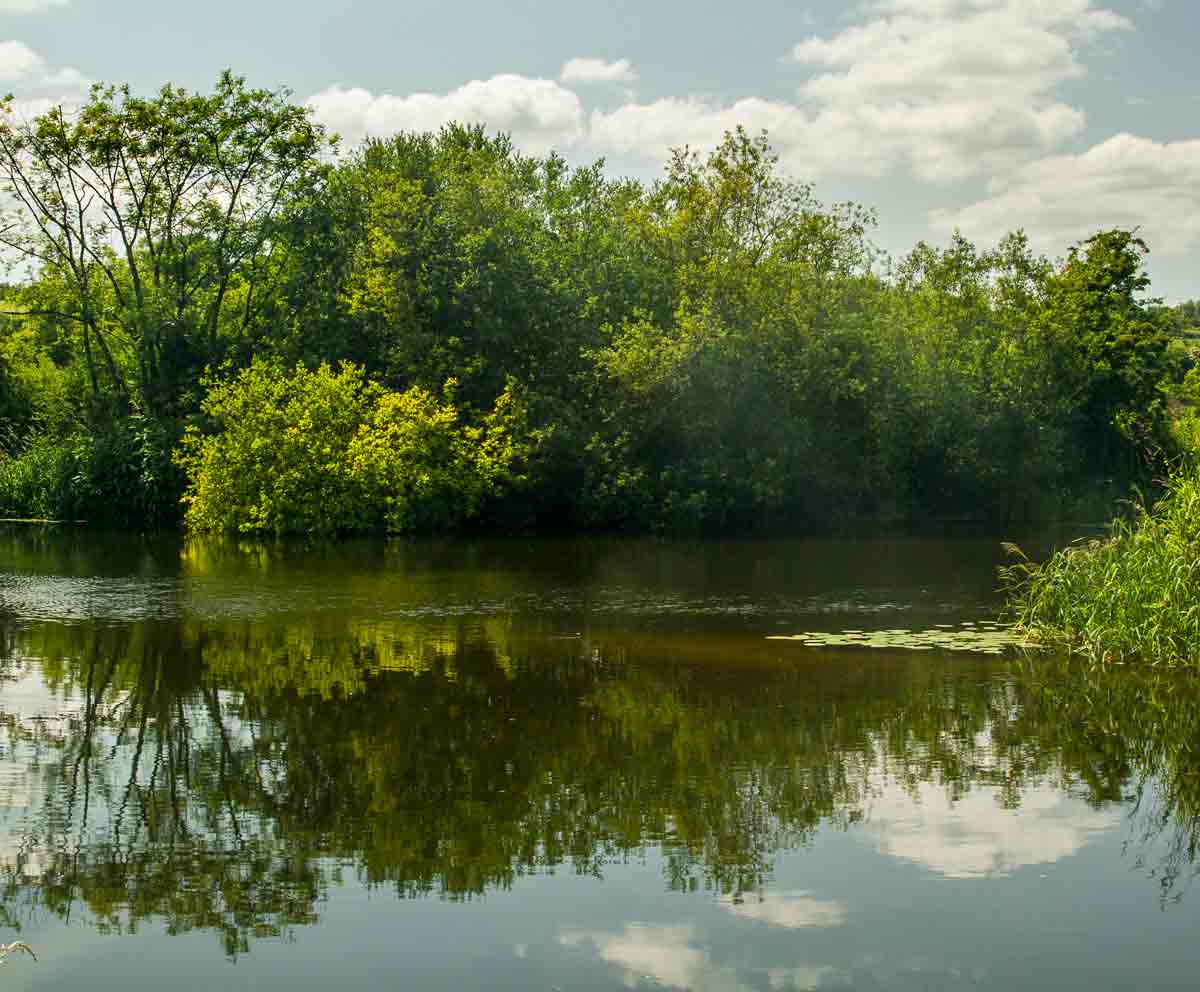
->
[1004, 467, 1200, 668]
[0, 73, 1196, 551]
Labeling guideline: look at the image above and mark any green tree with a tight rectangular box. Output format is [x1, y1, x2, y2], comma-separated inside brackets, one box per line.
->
[0, 71, 331, 418]
[586, 128, 880, 530]
[1039, 229, 1176, 476]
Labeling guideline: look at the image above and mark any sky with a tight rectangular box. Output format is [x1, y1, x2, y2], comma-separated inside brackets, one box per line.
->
[1, 0, 1196, 300]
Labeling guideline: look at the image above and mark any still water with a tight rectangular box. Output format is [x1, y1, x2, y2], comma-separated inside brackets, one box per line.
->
[1, 528, 1198, 991]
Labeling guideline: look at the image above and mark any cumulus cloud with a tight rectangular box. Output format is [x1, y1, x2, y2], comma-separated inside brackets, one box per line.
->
[780, 0, 1127, 179]
[0, 39, 86, 92]
[554, 0, 1132, 181]
[932, 133, 1200, 256]
[553, 0, 1128, 181]
[560, 56, 637, 84]
[306, 0, 1133, 184]
[587, 96, 814, 166]
[306, 74, 584, 153]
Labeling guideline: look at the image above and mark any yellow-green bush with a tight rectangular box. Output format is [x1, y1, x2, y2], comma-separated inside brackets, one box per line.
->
[178, 361, 524, 535]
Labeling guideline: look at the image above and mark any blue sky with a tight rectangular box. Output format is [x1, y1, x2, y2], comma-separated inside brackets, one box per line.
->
[3, 0, 1197, 299]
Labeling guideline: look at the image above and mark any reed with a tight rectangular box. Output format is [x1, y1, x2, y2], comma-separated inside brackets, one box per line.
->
[1002, 469, 1200, 666]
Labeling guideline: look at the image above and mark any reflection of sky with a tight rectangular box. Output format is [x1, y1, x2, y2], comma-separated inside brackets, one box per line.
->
[860, 778, 1121, 879]
[560, 921, 847, 991]
[560, 894, 847, 990]
[562, 923, 772, 991]
[721, 890, 846, 930]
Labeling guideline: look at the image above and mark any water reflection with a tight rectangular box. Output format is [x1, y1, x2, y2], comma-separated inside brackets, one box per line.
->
[862, 778, 1120, 879]
[0, 530, 1197, 983]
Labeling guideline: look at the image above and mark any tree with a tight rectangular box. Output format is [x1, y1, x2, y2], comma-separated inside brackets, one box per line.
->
[1039, 229, 1176, 476]
[0, 71, 331, 419]
[586, 128, 880, 530]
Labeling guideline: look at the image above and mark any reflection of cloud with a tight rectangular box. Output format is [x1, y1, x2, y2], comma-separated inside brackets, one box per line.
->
[863, 780, 1119, 878]
[560, 922, 847, 991]
[722, 891, 846, 930]
[559, 924, 742, 992]
[561, 924, 706, 990]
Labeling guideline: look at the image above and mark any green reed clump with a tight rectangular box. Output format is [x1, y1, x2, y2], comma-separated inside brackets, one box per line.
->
[1002, 469, 1200, 666]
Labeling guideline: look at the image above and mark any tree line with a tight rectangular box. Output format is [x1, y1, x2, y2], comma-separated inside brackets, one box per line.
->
[0, 72, 1194, 534]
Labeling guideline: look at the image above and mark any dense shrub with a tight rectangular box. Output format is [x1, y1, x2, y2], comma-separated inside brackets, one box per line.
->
[178, 361, 525, 535]
[0, 419, 181, 525]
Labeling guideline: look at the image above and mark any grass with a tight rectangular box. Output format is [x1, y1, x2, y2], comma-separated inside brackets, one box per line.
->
[1002, 468, 1200, 666]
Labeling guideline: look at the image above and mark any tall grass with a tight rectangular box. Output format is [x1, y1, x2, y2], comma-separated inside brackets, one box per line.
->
[1002, 468, 1200, 666]
[0, 419, 183, 527]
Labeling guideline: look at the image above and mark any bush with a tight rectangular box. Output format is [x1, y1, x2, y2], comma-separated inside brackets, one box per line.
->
[0, 433, 77, 519]
[0, 418, 181, 525]
[179, 361, 525, 535]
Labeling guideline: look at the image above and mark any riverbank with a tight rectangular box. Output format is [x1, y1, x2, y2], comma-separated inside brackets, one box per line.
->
[1004, 466, 1200, 667]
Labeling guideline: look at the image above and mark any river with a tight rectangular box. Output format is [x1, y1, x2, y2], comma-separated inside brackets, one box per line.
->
[1, 527, 1198, 991]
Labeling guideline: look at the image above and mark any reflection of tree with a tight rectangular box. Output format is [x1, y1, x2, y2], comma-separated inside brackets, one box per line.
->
[0, 621, 327, 956]
[3, 613, 1200, 956]
[1015, 658, 1200, 905]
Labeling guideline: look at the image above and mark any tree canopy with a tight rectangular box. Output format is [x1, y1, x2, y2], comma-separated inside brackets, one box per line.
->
[0, 77, 1189, 533]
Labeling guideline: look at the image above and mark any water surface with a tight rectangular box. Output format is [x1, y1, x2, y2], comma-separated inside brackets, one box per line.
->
[1, 529, 1198, 991]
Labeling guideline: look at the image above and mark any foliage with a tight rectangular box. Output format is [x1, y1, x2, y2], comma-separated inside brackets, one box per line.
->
[1003, 466, 1200, 666]
[0, 417, 180, 525]
[1035, 230, 1176, 478]
[0, 72, 1187, 533]
[178, 360, 524, 535]
[0, 71, 330, 420]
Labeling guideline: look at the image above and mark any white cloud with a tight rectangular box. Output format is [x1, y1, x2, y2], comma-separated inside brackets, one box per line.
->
[560, 56, 637, 84]
[584, 0, 1126, 182]
[306, 0, 1133, 185]
[306, 75, 584, 154]
[0, 39, 87, 98]
[587, 96, 820, 168]
[932, 133, 1200, 256]
[782, 0, 1126, 179]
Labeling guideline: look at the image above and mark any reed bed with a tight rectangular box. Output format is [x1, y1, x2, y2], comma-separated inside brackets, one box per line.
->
[1003, 470, 1200, 666]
